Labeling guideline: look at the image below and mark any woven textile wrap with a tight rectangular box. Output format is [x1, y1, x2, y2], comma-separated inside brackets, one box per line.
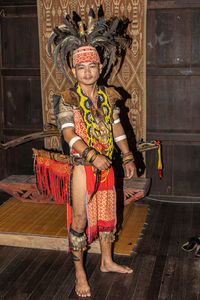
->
[33, 149, 72, 204]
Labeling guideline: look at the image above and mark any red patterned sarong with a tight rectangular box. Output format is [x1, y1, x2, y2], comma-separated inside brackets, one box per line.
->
[67, 165, 116, 247]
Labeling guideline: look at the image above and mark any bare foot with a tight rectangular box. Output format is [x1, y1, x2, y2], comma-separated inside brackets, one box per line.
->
[100, 261, 133, 274]
[75, 271, 91, 297]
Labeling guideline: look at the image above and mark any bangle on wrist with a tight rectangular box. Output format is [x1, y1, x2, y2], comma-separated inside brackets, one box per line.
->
[82, 147, 98, 163]
[123, 159, 134, 165]
[90, 153, 98, 163]
[86, 149, 96, 162]
[121, 151, 132, 158]
[82, 147, 93, 160]
[121, 152, 134, 165]
[122, 155, 134, 162]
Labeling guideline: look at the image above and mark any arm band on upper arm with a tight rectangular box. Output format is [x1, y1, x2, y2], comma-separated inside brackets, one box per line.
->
[114, 134, 127, 143]
[69, 136, 82, 148]
[61, 123, 75, 130]
[113, 118, 120, 125]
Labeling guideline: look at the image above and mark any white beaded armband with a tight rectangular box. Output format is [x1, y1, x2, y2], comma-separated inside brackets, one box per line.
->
[113, 118, 120, 125]
[114, 134, 127, 143]
[61, 123, 75, 130]
[69, 136, 82, 148]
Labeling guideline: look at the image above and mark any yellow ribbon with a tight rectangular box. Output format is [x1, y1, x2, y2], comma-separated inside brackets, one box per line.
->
[157, 141, 162, 178]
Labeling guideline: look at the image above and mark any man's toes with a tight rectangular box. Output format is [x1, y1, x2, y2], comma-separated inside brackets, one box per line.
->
[86, 291, 91, 297]
[126, 267, 133, 273]
[75, 288, 82, 297]
[76, 288, 91, 297]
[123, 265, 133, 273]
[75, 289, 80, 297]
[83, 290, 91, 297]
[127, 268, 133, 273]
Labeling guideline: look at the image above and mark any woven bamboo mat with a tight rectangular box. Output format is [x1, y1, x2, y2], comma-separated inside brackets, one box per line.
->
[0, 198, 148, 255]
[114, 203, 149, 255]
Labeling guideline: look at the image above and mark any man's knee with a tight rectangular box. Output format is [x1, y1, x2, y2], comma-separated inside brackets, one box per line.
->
[72, 213, 87, 232]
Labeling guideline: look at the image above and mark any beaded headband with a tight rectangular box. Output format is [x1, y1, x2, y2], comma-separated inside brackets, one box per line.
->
[73, 46, 100, 67]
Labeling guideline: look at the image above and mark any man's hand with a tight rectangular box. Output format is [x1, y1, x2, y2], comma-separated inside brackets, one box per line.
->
[93, 154, 112, 170]
[124, 161, 135, 179]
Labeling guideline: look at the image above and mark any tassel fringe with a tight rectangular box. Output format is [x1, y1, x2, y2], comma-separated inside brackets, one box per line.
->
[34, 155, 72, 204]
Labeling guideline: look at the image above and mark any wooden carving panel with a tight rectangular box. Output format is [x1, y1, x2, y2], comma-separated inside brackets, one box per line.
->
[37, 0, 147, 149]
[0, 175, 150, 206]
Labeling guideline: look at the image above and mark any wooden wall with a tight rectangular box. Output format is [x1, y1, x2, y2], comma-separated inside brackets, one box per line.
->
[146, 0, 200, 201]
[0, 0, 43, 180]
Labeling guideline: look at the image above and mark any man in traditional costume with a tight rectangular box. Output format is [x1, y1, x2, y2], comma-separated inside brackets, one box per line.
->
[47, 7, 135, 297]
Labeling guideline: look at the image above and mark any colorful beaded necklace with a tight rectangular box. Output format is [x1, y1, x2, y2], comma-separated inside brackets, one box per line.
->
[75, 83, 113, 159]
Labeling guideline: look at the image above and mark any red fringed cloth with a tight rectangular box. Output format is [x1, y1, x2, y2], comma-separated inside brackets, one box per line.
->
[34, 155, 72, 204]
[67, 165, 116, 246]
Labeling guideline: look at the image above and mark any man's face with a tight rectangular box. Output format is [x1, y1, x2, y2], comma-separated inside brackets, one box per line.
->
[72, 62, 102, 86]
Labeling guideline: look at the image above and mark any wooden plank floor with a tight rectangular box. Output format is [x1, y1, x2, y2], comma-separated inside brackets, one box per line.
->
[0, 200, 200, 299]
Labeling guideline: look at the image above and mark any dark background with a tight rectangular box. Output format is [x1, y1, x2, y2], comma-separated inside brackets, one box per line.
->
[146, 0, 200, 201]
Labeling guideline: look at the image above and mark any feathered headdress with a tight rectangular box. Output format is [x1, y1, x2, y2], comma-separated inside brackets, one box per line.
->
[48, 5, 131, 82]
